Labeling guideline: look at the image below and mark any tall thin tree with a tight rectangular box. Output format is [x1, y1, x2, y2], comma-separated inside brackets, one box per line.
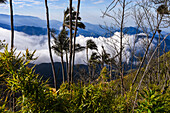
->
[8, 0, 15, 111]
[67, 0, 73, 85]
[71, 0, 81, 83]
[45, 0, 57, 90]
[157, 29, 161, 85]
[9, 0, 14, 49]
[119, 0, 126, 96]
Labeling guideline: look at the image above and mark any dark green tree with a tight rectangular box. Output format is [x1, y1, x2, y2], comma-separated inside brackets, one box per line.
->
[86, 39, 98, 78]
[63, 5, 85, 84]
[52, 29, 85, 83]
[63, 7, 85, 30]
[86, 39, 98, 61]
[88, 46, 110, 81]
[52, 29, 69, 83]
[0, 0, 6, 3]
[89, 52, 100, 80]
[100, 46, 110, 69]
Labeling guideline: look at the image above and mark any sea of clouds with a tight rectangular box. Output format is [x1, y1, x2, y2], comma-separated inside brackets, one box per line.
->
[0, 27, 156, 64]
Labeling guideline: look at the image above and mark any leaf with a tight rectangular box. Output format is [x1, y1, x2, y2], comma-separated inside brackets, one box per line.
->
[140, 92, 146, 98]
[148, 109, 152, 113]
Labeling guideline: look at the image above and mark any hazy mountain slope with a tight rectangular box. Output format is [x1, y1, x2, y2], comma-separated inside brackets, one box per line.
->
[0, 14, 62, 29]
[28, 62, 88, 86]
[112, 50, 170, 91]
[0, 14, 169, 38]
[0, 14, 105, 36]
[0, 23, 49, 36]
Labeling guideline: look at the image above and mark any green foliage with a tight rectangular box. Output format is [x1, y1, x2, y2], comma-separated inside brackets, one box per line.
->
[63, 7, 86, 29]
[89, 52, 100, 64]
[23, 49, 38, 61]
[0, 47, 65, 112]
[0, 40, 5, 50]
[0, 105, 10, 113]
[86, 39, 98, 50]
[136, 88, 170, 113]
[0, 46, 24, 82]
[0, 46, 170, 112]
[59, 83, 115, 113]
[100, 46, 110, 65]
[59, 82, 135, 113]
[52, 28, 69, 56]
[52, 29, 85, 56]
[97, 67, 109, 82]
[157, 4, 169, 14]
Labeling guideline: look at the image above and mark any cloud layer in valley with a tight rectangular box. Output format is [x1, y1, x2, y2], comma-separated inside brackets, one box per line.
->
[0, 27, 156, 64]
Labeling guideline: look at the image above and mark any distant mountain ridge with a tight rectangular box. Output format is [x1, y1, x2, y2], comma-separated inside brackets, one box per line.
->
[0, 14, 169, 38]
[0, 14, 105, 37]
[0, 23, 49, 36]
[0, 14, 61, 28]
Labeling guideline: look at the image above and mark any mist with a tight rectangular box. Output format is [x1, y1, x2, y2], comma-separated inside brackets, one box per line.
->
[0, 27, 156, 64]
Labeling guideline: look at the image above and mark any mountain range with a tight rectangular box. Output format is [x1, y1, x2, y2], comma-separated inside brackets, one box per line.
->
[2, 14, 169, 38]
[0, 14, 106, 37]
[0, 14, 169, 37]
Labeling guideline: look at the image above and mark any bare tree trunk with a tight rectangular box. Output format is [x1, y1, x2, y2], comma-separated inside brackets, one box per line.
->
[157, 29, 161, 85]
[66, 50, 69, 82]
[162, 38, 168, 94]
[12, 92, 15, 112]
[45, 0, 57, 90]
[86, 47, 88, 62]
[9, 1, 15, 111]
[162, 63, 169, 94]
[71, 0, 81, 81]
[9, 0, 14, 49]
[61, 54, 65, 83]
[131, 26, 139, 77]
[119, 0, 125, 96]
[110, 62, 112, 81]
[86, 47, 91, 80]
[132, 16, 163, 87]
[67, 0, 73, 85]
[92, 65, 96, 81]
[101, 61, 104, 69]
[132, 34, 169, 113]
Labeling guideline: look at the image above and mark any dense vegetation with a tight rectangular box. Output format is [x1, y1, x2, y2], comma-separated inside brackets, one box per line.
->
[0, 46, 169, 112]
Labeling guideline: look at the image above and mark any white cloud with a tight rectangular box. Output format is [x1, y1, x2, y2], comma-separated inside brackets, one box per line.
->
[0, 27, 156, 65]
[13, 0, 43, 7]
[73, 0, 85, 1]
[49, 0, 59, 1]
[93, 0, 104, 4]
[0, 3, 9, 9]
[49, 3, 65, 9]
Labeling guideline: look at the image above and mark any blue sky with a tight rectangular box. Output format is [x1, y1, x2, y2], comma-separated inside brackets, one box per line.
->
[0, 0, 169, 32]
[0, 0, 115, 25]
